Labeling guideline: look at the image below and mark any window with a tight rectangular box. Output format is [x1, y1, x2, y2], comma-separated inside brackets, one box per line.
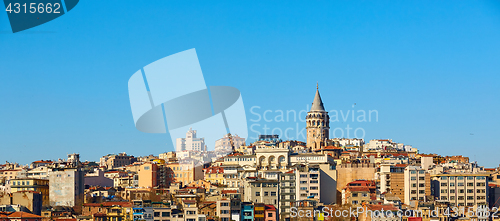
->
[467, 183, 474, 187]
[154, 212, 160, 217]
[419, 184, 424, 187]
[458, 183, 464, 186]
[467, 176, 474, 180]
[411, 177, 416, 181]
[264, 192, 268, 196]
[221, 202, 229, 207]
[255, 192, 260, 196]
[310, 187, 318, 190]
[450, 189, 455, 193]
[411, 171, 417, 174]
[162, 212, 169, 217]
[441, 183, 447, 187]
[271, 192, 276, 196]
[268, 213, 273, 217]
[441, 177, 448, 180]
[450, 183, 455, 187]
[221, 210, 229, 214]
[352, 193, 358, 197]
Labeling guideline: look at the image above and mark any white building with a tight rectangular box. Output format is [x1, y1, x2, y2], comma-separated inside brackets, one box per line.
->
[214, 134, 246, 153]
[331, 138, 365, 147]
[176, 128, 206, 152]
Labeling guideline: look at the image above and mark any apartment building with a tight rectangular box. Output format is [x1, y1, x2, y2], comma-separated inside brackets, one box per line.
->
[215, 134, 246, 153]
[100, 153, 135, 170]
[243, 179, 279, 207]
[295, 165, 321, 202]
[279, 170, 295, 220]
[165, 161, 203, 187]
[431, 173, 488, 207]
[10, 178, 49, 206]
[404, 166, 431, 205]
[379, 164, 405, 201]
[203, 166, 224, 185]
[341, 180, 376, 205]
[176, 128, 206, 152]
[49, 167, 84, 207]
[217, 199, 232, 221]
[138, 162, 158, 188]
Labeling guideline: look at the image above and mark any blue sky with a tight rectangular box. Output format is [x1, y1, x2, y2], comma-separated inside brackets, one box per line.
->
[1, 1, 499, 167]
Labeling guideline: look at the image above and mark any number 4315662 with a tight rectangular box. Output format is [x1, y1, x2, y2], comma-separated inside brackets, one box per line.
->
[5, 3, 61, 13]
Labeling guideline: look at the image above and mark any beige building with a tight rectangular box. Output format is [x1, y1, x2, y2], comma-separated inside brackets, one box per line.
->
[10, 178, 49, 206]
[431, 173, 488, 207]
[48, 167, 84, 207]
[379, 164, 405, 201]
[243, 179, 279, 207]
[165, 161, 203, 187]
[404, 166, 431, 205]
[137, 162, 158, 188]
[100, 153, 135, 170]
[336, 163, 376, 203]
[295, 164, 320, 202]
[0, 191, 42, 215]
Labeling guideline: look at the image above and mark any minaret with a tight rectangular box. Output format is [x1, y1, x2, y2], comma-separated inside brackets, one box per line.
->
[306, 83, 330, 150]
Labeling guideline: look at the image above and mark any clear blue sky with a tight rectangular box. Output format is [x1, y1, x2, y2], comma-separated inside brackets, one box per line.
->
[1, 1, 499, 167]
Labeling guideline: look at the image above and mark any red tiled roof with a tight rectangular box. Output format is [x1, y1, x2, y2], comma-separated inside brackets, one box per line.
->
[93, 213, 107, 217]
[346, 186, 370, 192]
[265, 205, 276, 210]
[83, 202, 132, 207]
[367, 204, 399, 211]
[221, 190, 237, 194]
[32, 160, 53, 164]
[8, 211, 43, 218]
[204, 166, 224, 174]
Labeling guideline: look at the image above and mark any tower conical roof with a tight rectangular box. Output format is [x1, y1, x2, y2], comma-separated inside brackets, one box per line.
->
[311, 85, 325, 112]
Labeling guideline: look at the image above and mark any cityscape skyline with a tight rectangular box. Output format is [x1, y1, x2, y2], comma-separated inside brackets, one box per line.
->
[1, 1, 499, 166]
